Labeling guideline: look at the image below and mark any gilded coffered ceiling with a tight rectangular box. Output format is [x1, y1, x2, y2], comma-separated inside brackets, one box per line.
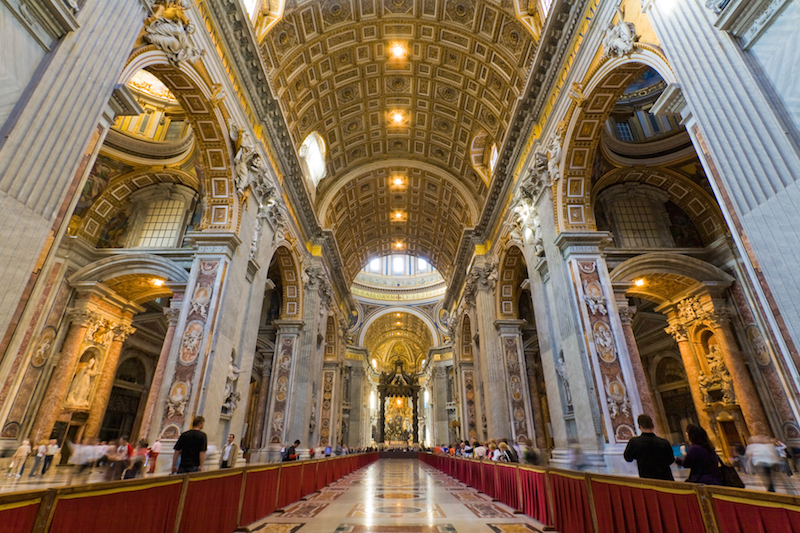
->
[365, 311, 433, 370]
[260, 0, 539, 280]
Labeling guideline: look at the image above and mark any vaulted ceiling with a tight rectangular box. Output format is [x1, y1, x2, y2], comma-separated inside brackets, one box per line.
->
[364, 311, 433, 371]
[260, 0, 539, 281]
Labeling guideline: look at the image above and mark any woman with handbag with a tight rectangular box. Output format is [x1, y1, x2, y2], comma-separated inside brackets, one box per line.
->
[676, 425, 723, 486]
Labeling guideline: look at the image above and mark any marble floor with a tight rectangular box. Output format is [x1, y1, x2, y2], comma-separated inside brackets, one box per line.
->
[245, 459, 546, 533]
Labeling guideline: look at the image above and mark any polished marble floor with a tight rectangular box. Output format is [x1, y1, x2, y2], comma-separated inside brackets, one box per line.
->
[247, 460, 546, 533]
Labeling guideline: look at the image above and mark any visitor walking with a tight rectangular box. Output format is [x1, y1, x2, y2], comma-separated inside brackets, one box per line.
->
[172, 416, 207, 474]
[623, 414, 675, 481]
[746, 436, 781, 492]
[676, 425, 722, 485]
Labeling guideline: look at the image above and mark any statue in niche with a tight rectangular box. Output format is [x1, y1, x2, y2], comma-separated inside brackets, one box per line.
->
[229, 119, 258, 196]
[555, 353, 573, 406]
[309, 387, 318, 431]
[66, 358, 100, 407]
[222, 355, 242, 415]
[698, 344, 736, 404]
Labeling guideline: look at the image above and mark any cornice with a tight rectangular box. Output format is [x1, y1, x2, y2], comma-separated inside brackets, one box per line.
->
[444, 0, 590, 309]
[204, 0, 354, 315]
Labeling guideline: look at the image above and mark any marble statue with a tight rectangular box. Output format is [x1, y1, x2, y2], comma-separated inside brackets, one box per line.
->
[66, 358, 100, 407]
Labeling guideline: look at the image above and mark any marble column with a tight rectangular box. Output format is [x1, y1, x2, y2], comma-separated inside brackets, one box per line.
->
[251, 352, 272, 449]
[470, 259, 512, 439]
[84, 324, 136, 438]
[432, 366, 449, 445]
[525, 359, 548, 450]
[29, 309, 95, 443]
[348, 367, 364, 447]
[663, 319, 716, 442]
[708, 308, 771, 436]
[0, 0, 148, 340]
[495, 320, 536, 444]
[615, 296, 660, 434]
[138, 305, 181, 443]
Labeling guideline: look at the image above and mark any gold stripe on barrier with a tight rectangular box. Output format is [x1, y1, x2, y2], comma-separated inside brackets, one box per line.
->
[0, 498, 41, 512]
[246, 465, 282, 474]
[549, 470, 585, 481]
[58, 479, 184, 499]
[712, 493, 800, 513]
[589, 477, 697, 495]
[186, 470, 243, 481]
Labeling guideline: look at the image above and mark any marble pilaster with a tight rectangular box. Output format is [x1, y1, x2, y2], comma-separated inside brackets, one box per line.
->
[432, 366, 449, 445]
[495, 319, 535, 444]
[138, 303, 182, 444]
[84, 324, 135, 438]
[29, 309, 94, 443]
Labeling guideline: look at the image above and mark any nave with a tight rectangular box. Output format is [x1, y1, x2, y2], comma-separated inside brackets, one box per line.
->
[249, 459, 543, 533]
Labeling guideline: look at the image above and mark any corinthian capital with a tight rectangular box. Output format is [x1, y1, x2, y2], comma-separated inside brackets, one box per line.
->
[113, 325, 136, 343]
[664, 323, 687, 343]
[67, 308, 100, 328]
[163, 307, 182, 325]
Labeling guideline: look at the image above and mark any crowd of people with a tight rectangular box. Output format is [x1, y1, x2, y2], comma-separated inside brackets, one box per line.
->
[428, 414, 799, 493]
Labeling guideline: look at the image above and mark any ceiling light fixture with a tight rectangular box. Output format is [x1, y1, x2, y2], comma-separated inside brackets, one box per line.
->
[395, 212, 403, 219]
[152, 278, 165, 287]
[389, 42, 407, 60]
[634, 278, 645, 287]
[390, 111, 404, 124]
[393, 177, 403, 186]
[396, 241, 403, 248]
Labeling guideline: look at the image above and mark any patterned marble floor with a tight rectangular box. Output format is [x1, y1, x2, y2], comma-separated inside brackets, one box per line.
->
[246, 459, 546, 533]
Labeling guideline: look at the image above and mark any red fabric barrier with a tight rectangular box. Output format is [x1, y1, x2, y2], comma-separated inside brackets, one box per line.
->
[470, 460, 484, 492]
[179, 472, 242, 533]
[332, 457, 343, 480]
[495, 464, 520, 511]
[316, 460, 328, 492]
[326, 458, 335, 486]
[49, 479, 182, 533]
[591, 479, 705, 533]
[240, 466, 280, 526]
[302, 461, 318, 497]
[276, 463, 304, 509]
[482, 461, 497, 499]
[550, 472, 593, 533]
[0, 499, 41, 533]
[519, 468, 550, 526]
[713, 495, 800, 533]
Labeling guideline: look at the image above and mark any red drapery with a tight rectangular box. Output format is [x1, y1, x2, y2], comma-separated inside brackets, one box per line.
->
[470, 460, 484, 492]
[276, 463, 304, 509]
[495, 464, 521, 511]
[550, 472, 593, 533]
[316, 460, 328, 492]
[519, 468, 550, 526]
[239, 466, 280, 526]
[714, 495, 800, 533]
[302, 461, 318, 498]
[49, 480, 182, 533]
[0, 500, 40, 533]
[179, 472, 242, 533]
[482, 461, 497, 499]
[591, 479, 706, 533]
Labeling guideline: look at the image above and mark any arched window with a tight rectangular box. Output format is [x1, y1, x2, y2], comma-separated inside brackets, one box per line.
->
[127, 183, 197, 249]
[489, 143, 499, 173]
[299, 132, 327, 189]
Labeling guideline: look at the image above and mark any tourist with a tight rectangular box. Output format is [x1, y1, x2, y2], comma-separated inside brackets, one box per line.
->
[501, 438, 519, 462]
[463, 441, 473, 457]
[623, 414, 675, 481]
[676, 425, 722, 485]
[41, 439, 59, 475]
[172, 416, 207, 473]
[148, 439, 162, 474]
[28, 441, 47, 477]
[283, 439, 300, 461]
[7, 439, 31, 477]
[522, 438, 539, 465]
[220, 433, 239, 468]
[746, 436, 781, 492]
[497, 442, 513, 462]
[473, 441, 487, 459]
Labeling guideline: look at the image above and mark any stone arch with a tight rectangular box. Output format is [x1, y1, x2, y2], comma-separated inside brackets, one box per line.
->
[358, 307, 439, 349]
[269, 245, 302, 319]
[77, 168, 199, 246]
[118, 48, 237, 231]
[592, 167, 728, 246]
[69, 254, 190, 304]
[496, 244, 527, 319]
[557, 49, 677, 233]
[609, 252, 734, 305]
[117, 350, 153, 388]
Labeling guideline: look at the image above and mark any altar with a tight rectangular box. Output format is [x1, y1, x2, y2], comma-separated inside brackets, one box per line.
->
[377, 360, 420, 445]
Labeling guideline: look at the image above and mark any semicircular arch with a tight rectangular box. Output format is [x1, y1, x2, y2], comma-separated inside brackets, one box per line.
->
[359, 307, 439, 349]
[557, 49, 677, 233]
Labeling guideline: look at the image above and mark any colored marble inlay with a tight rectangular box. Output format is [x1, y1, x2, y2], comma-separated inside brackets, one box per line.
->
[282, 502, 328, 518]
[251, 524, 306, 533]
[334, 526, 457, 533]
[463, 503, 514, 518]
[487, 524, 544, 533]
[347, 503, 445, 518]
